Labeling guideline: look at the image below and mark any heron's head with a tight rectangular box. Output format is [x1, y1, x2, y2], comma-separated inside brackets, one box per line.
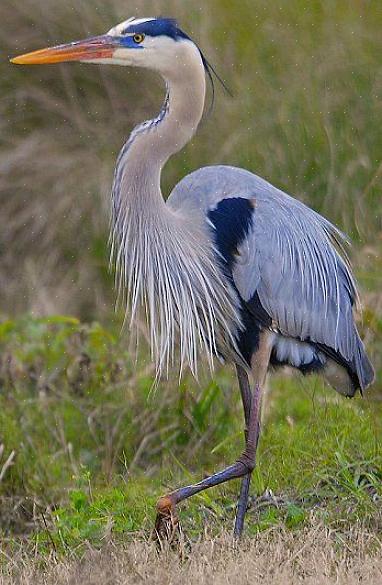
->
[11, 17, 207, 76]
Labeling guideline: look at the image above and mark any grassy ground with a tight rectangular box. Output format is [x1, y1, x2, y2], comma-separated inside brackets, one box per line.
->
[2, 525, 382, 584]
[0, 317, 381, 563]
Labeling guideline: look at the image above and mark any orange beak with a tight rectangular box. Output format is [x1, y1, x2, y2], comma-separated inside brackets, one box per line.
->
[10, 35, 119, 65]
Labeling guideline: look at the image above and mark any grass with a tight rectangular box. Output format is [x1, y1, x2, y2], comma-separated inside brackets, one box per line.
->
[3, 523, 381, 585]
[2, 522, 382, 584]
[0, 317, 380, 558]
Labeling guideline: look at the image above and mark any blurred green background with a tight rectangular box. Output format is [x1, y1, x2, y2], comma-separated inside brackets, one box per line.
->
[1, 0, 381, 318]
[0, 0, 381, 551]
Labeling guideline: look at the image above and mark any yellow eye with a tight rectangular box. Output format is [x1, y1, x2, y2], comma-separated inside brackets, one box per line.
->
[133, 33, 145, 44]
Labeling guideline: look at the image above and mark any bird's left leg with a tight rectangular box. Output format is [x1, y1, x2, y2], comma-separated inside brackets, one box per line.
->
[154, 331, 273, 542]
[154, 450, 257, 542]
[233, 332, 272, 538]
[234, 365, 260, 538]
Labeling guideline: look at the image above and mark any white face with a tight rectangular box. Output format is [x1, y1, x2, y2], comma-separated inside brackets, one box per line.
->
[100, 17, 202, 75]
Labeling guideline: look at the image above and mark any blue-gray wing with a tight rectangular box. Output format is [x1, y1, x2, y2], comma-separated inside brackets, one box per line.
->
[168, 165, 374, 390]
[234, 188, 355, 346]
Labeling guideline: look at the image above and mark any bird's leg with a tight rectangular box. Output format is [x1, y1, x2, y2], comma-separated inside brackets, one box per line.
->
[154, 495, 181, 545]
[154, 382, 262, 542]
[234, 332, 273, 538]
[154, 332, 273, 542]
[234, 375, 262, 538]
[154, 451, 257, 543]
[234, 365, 252, 537]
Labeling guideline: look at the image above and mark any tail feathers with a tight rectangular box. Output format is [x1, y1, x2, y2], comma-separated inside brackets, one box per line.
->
[323, 359, 356, 397]
[353, 334, 375, 392]
[270, 332, 374, 397]
[320, 331, 374, 397]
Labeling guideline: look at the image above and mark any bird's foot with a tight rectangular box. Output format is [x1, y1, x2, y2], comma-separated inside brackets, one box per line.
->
[153, 495, 181, 548]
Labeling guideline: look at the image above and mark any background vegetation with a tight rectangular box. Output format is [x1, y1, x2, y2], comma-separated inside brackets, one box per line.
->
[1, 0, 381, 317]
[0, 0, 381, 575]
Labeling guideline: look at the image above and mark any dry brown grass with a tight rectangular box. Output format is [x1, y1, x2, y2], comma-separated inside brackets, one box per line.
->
[2, 523, 382, 584]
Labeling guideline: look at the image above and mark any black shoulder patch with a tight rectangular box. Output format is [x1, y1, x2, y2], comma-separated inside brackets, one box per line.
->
[208, 198, 270, 366]
[208, 198, 255, 271]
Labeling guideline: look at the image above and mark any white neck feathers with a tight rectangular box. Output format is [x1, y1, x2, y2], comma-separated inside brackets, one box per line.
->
[110, 42, 241, 377]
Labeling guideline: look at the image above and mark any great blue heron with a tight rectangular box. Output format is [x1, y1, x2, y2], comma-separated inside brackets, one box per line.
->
[12, 16, 374, 540]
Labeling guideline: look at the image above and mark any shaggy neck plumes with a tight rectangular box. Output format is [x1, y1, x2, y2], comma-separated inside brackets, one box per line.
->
[110, 44, 241, 377]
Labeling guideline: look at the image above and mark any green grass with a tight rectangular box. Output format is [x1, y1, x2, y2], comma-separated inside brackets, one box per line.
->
[0, 317, 380, 555]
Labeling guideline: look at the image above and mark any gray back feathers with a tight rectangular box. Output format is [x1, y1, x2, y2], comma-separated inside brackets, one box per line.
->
[169, 165, 374, 390]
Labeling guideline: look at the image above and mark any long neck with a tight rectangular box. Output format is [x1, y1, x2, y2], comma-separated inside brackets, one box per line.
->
[113, 48, 206, 213]
[110, 48, 241, 378]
